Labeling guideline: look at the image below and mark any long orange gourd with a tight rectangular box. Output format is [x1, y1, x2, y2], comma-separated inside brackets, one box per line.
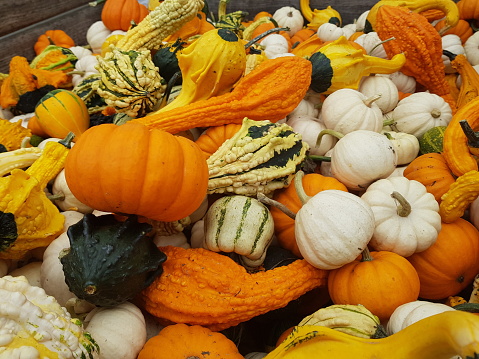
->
[132, 56, 312, 134]
[442, 95, 479, 176]
[141, 246, 328, 331]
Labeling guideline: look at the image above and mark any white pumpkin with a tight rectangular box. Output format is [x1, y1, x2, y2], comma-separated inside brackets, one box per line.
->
[86, 20, 113, 54]
[287, 115, 337, 156]
[319, 149, 334, 177]
[381, 130, 419, 165]
[189, 218, 205, 249]
[387, 300, 455, 335]
[341, 24, 356, 40]
[153, 232, 190, 249]
[320, 88, 383, 134]
[260, 34, 290, 59]
[272, 6, 304, 36]
[52, 169, 94, 213]
[464, 30, 479, 66]
[316, 23, 346, 42]
[0, 259, 9, 277]
[287, 98, 320, 119]
[442, 34, 465, 73]
[71, 54, 100, 87]
[295, 188, 375, 270]
[8, 261, 42, 287]
[68, 46, 93, 60]
[358, 75, 399, 113]
[84, 301, 147, 359]
[387, 165, 407, 178]
[330, 130, 397, 190]
[361, 176, 441, 257]
[391, 92, 453, 138]
[355, 10, 370, 32]
[377, 71, 416, 94]
[354, 32, 388, 58]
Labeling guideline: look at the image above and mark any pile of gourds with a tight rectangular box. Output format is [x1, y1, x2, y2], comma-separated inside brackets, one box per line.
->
[3, 0, 479, 357]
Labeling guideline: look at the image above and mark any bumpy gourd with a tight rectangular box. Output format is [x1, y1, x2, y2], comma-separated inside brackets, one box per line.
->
[0, 119, 32, 151]
[72, 74, 108, 114]
[207, 118, 309, 196]
[141, 246, 328, 331]
[94, 48, 166, 117]
[0, 275, 99, 358]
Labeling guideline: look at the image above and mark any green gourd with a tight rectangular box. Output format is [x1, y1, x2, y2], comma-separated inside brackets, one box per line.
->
[419, 126, 447, 154]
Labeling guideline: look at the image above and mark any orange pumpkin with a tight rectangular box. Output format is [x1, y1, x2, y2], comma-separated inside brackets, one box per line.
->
[328, 249, 421, 322]
[403, 153, 456, 203]
[101, 0, 150, 31]
[407, 218, 479, 300]
[64, 122, 209, 222]
[34, 30, 75, 55]
[137, 323, 243, 359]
[194, 123, 242, 158]
[271, 173, 348, 258]
[290, 28, 316, 46]
[434, 18, 473, 43]
[457, 0, 479, 21]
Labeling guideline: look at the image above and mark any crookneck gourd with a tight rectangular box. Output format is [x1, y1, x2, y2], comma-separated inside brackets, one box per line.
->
[140, 245, 328, 331]
[94, 47, 166, 117]
[308, 36, 406, 94]
[207, 118, 309, 196]
[0, 136, 71, 259]
[60, 213, 167, 306]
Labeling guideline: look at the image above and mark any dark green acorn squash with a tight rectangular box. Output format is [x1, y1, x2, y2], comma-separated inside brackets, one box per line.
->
[60, 213, 167, 306]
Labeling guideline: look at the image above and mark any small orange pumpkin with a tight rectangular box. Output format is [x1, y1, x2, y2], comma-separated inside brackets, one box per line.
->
[194, 123, 242, 158]
[34, 89, 90, 140]
[271, 173, 348, 258]
[101, 0, 150, 31]
[457, 0, 479, 21]
[64, 122, 209, 222]
[328, 248, 421, 322]
[137, 323, 243, 359]
[34, 30, 75, 55]
[407, 218, 479, 300]
[435, 18, 473, 43]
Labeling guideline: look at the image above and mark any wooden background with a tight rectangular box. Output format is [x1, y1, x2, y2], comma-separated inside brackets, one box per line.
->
[0, 0, 378, 73]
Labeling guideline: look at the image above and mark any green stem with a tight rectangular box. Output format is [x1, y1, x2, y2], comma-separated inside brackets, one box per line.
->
[47, 192, 65, 201]
[257, 193, 296, 219]
[369, 37, 395, 56]
[460, 119, 479, 149]
[294, 170, 311, 205]
[316, 129, 344, 149]
[361, 247, 373, 262]
[391, 191, 411, 217]
[307, 155, 331, 162]
[58, 132, 75, 149]
[218, 0, 229, 20]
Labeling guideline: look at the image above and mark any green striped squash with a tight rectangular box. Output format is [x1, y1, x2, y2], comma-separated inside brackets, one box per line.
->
[203, 195, 275, 269]
[419, 126, 447, 154]
[35, 89, 90, 141]
[72, 74, 108, 114]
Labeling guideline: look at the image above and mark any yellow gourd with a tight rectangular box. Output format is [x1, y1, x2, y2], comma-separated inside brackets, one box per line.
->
[265, 311, 479, 359]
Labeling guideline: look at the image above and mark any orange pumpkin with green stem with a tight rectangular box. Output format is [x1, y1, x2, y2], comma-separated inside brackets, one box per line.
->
[101, 0, 149, 31]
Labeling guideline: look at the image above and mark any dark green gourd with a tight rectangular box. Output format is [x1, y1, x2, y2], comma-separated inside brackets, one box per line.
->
[60, 213, 167, 306]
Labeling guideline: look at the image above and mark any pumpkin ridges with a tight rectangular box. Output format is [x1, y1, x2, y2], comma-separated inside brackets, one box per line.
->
[195, 123, 243, 158]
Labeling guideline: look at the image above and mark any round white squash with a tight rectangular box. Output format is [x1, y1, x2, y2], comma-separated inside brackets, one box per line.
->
[442, 34, 465, 73]
[464, 31, 479, 66]
[316, 23, 346, 42]
[376, 71, 416, 94]
[9, 261, 42, 287]
[359, 75, 399, 113]
[287, 115, 337, 156]
[52, 169, 94, 213]
[354, 32, 388, 58]
[86, 21, 113, 54]
[381, 130, 420, 165]
[273, 6, 304, 36]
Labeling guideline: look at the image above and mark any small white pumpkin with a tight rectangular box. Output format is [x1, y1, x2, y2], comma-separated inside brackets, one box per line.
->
[8, 261, 42, 287]
[52, 169, 94, 213]
[382, 130, 419, 165]
[442, 34, 465, 73]
[387, 300, 455, 335]
[391, 92, 453, 138]
[361, 176, 441, 257]
[387, 165, 407, 178]
[189, 218, 205, 249]
[272, 6, 304, 36]
[355, 10, 370, 32]
[260, 33, 290, 59]
[359, 75, 399, 113]
[68, 46, 93, 60]
[295, 187, 375, 270]
[464, 31, 479, 66]
[287, 98, 320, 119]
[320, 88, 383, 134]
[86, 20, 113, 54]
[287, 115, 337, 156]
[377, 71, 416, 94]
[71, 54, 100, 87]
[330, 130, 397, 190]
[153, 232, 190, 249]
[316, 23, 346, 42]
[84, 301, 147, 359]
[341, 24, 356, 40]
[354, 32, 388, 58]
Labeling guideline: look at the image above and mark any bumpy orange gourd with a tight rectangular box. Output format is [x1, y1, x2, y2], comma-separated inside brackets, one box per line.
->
[34, 30, 75, 55]
[449, 53, 479, 109]
[101, 0, 149, 31]
[64, 122, 209, 222]
[137, 324, 243, 359]
[194, 123, 242, 158]
[141, 246, 328, 331]
[375, 5, 456, 110]
[403, 153, 456, 203]
[271, 173, 348, 258]
[408, 218, 479, 300]
[133, 56, 312, 134]
[328, 249, 421, 322]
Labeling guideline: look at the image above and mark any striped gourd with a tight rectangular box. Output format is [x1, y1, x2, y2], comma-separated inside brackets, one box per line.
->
[419, 126, 447, 154]
[203, 195, 274, 269]
[207, 118, 310, 196]
[72, 74, 108, 114]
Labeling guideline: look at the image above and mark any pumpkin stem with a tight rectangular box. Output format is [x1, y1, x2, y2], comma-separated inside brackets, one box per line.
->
[218, 0, 229, 20]
[244, 27, 291, 49]
[442, 49, 457, 61]
[47, 192, 65, 201]
[156, 71, 182, 111]
[460, 120, 479, 154]
[431, 109, 442, 118]
[307, 155, 331, 162]
[363, 94, 382, 107]
[257, 193, 297, 219]
[360, 247, 373, 262]
[368, 36, 395, 56]
[20, 136, 31, 149]
[58, 132, 75, 149]
[383, 114, 396, 127]
[391, 191, 411, 217]
[294, 170, 312, 204]
[316, 129, 344, 149]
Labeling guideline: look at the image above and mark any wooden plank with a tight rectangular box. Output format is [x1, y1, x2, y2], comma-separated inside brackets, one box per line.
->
[0, 4, 102, 73]
[0, 0, 95, 37]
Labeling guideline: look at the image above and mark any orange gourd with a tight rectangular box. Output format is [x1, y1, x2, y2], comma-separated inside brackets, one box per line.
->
[375, 5, 456, 110]
[34, 30, 75, 55]
[27, 115, 49, 138]
[408, 218, 479, 300]
[448, 53, 479, 109]
[435, 18, 473, 43]
[420, 8, 447, 22]
[101, 0, 149, 31]
[141, 246, 328, 331]
[64, 122, 209, 222]
[290, 28, 316, 46]
[137, 324, 243, 359]
[403, 153, 456, 203]
[254, 11, 273, 21]
[163, 12, 215, 43]
[194, 123, 242, 158]
[291, 33, 324, 57]
[457, 0, 479, 21]
[328, 248, 421, 322]
[270, 173, 348, 258]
